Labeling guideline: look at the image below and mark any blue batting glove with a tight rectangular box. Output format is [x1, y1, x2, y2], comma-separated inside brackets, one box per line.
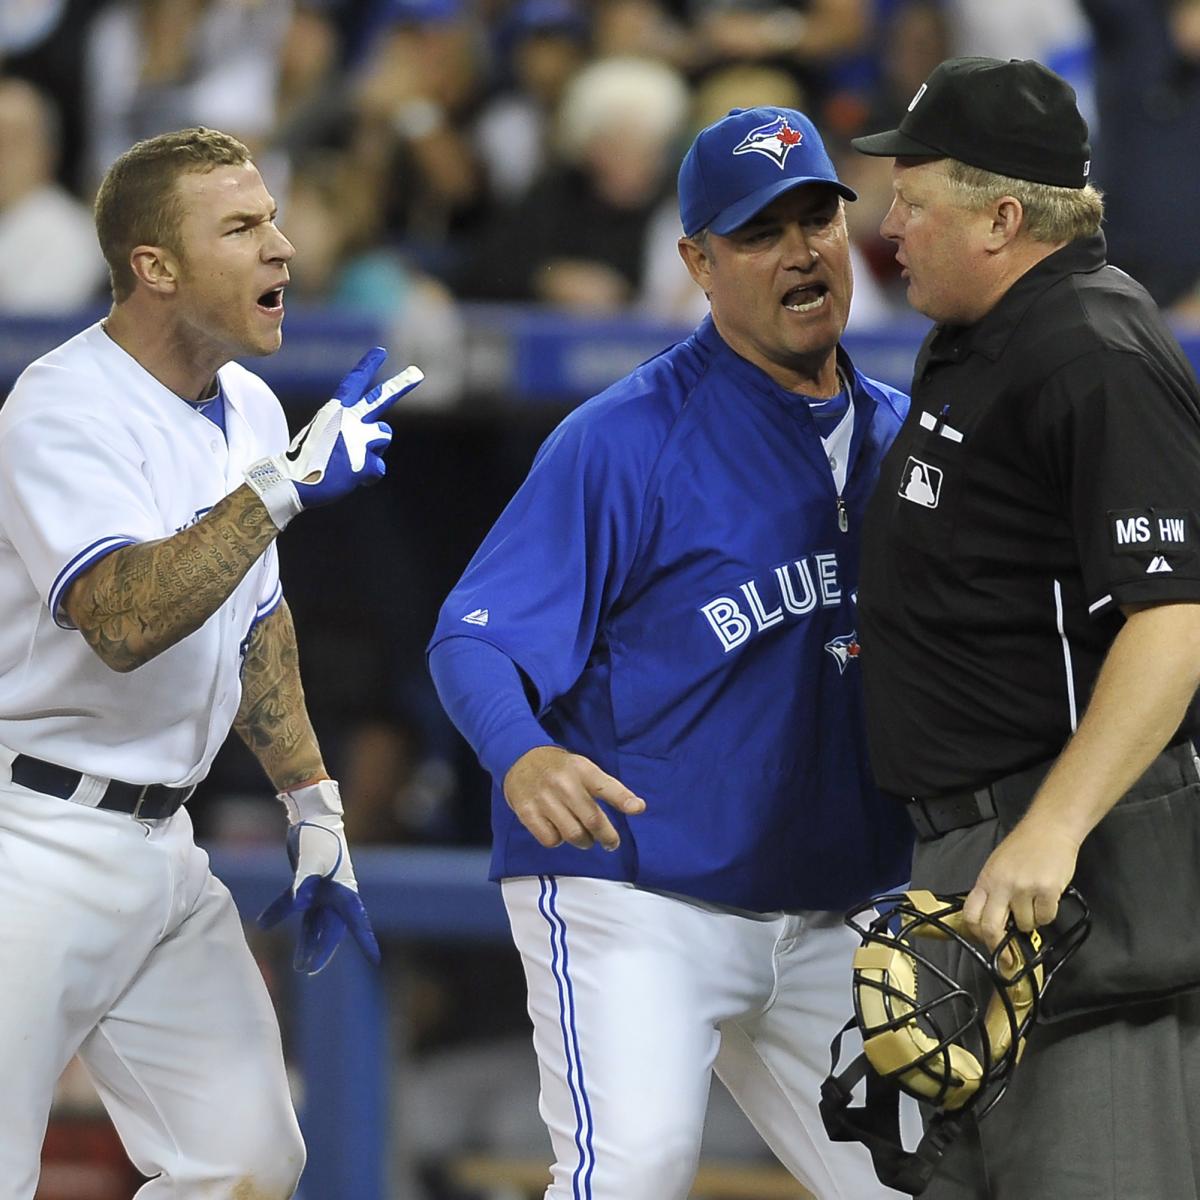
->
[244, 347, 423, 530]
[257, 780, 381, 975]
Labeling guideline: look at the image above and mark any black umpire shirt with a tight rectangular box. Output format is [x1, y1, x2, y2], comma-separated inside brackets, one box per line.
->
[859, 233, 1200, 799]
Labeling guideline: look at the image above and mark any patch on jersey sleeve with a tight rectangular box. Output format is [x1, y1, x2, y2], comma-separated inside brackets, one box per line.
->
[1107, 508, 1192, 555]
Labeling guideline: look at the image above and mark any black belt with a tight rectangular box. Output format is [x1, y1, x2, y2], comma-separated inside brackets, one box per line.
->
[904, 737, 1200, 842]
[905, 787, 998, 841]
[10, 754, 194, 820]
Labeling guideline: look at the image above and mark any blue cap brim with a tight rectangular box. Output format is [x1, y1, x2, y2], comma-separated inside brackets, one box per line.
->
[707, 176, 857, 236]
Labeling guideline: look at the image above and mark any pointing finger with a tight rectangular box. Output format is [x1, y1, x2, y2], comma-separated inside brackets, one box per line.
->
[358, 365, 425, 418]
[335, 346, 388, 406]
[583, 767, 646, 816]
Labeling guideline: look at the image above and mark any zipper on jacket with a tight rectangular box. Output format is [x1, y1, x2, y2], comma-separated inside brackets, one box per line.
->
[836, 496, 848, 533]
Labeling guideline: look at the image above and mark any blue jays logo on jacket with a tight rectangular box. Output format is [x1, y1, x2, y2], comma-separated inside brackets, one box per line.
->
[732, 115, 805, 168]
[824, 631, 861, 674]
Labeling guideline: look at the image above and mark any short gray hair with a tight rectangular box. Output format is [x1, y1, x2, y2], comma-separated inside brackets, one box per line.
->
[942, 159, 1104, 244]
[557, 56, 690, 163]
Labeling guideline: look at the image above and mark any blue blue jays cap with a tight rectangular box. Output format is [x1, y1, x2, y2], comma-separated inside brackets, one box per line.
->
[678, 107, 856, 237]
[385, 0, 462, 23]
[507, 0, 588, 39]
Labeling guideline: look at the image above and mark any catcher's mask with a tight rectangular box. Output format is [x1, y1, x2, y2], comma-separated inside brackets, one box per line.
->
[820, 888, 1089, 1194]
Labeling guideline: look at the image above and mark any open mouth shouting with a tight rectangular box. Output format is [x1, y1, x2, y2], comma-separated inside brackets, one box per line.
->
[257, 285, 286, 317]
[783, 282, 828, 313]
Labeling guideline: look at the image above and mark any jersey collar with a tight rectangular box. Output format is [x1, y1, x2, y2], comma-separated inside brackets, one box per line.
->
[927, 232, 1108, 365]
[692, 313, 871, 408]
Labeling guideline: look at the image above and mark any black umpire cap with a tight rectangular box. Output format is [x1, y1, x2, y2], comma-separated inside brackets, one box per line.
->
[852, 56, 1091, 189]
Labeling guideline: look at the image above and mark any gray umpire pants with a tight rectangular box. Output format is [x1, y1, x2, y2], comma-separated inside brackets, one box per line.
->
[910, 818, 1200, 1200]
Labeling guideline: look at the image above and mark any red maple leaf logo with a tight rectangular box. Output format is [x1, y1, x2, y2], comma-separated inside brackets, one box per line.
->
[778, 125, 803, 147]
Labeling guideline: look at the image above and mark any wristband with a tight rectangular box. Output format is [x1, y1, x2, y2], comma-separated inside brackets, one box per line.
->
[244, 458, 303, 530]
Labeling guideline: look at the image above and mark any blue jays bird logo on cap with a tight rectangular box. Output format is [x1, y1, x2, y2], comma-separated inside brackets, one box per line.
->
[732, 116, 805, 169]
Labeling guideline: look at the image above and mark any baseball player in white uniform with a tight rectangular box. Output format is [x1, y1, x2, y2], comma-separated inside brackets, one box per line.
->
[0, 127, 421, 1199]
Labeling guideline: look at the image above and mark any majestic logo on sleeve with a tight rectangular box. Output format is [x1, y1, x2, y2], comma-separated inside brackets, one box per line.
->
[732, 116, 805, 168]
[824, 631, 861, 673]
[461, 608, 489, 626]
[700, 552, 844, 653]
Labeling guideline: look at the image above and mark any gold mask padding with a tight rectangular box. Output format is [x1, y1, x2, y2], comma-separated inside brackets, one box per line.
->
[853, 890, 1043, 1110]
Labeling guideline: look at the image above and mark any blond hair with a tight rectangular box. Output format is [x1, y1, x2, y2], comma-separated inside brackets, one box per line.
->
[94, 127, 252, 302]
[942, 159, 1103, 244]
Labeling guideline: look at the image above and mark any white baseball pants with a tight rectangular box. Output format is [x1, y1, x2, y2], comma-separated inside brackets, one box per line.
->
[503, 875, 902, 1200]
[0, 779, 304, 1200]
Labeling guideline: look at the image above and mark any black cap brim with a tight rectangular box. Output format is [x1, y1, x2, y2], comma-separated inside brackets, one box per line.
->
[850, 128, 944, 159]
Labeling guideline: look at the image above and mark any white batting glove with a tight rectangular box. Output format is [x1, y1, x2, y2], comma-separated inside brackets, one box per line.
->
[244, 347, 423, 530]
[257, 779, 381, 974]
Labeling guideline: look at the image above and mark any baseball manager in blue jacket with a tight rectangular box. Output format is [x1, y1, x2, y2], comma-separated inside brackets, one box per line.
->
[428, 106, 913, 1200]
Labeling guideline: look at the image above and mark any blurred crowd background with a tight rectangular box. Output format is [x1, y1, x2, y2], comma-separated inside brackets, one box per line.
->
[6, 0, 1200, 1196]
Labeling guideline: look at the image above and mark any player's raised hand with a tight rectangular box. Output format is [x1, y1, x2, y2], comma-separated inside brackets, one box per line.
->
[243, 346, 423, 529]
[504, 745, 646, 851]
[257, 779, 381, 974]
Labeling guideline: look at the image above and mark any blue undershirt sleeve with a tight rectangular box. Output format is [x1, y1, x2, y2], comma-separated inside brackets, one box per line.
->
[428, 636, 560, 783]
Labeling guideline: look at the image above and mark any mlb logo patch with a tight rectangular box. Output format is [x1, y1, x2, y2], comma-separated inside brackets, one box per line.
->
[732, 116, 804, 169]
[898, 457, 942, 509]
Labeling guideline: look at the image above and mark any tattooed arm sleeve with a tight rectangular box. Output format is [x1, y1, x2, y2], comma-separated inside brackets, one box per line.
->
[233, 600, 328, 792]
[64, 484, 281, 673]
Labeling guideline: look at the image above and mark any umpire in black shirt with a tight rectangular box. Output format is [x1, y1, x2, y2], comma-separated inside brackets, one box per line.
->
[853, 58, 1200, 1198]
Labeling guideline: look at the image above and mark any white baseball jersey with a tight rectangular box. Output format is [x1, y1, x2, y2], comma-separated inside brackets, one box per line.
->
[0, 321, 286, 786]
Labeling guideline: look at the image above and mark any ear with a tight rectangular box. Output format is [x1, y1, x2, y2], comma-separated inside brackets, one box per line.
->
[678, 235, 713, 294]
[128, 244, 181, 296]
[986, 196, 1025, 250]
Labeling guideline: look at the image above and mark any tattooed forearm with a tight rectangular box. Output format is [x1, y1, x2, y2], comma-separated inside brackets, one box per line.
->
[65, 485, 280, 672]
[233, 601, 327, 792]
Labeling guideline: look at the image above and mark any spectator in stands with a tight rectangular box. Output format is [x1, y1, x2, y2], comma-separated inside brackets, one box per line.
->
[350, 0, 488, 272]
[590, 0, 693, 67]
[2, 1, 122, 194]
[465, 55, 691, 312]
[0, 76, 106, 313]
[473, 0, 591, 205]
[942, 0, 1088, 64]
[81, 0, 310, 190]
[685, 0, 872, 114]
[1082, 0, 1200, 313]
[838, 0, 949, 306]
[284, 150, 466, 406]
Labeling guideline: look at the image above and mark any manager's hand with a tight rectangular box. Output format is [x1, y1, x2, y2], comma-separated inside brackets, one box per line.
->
[504, 746, 646, 852]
